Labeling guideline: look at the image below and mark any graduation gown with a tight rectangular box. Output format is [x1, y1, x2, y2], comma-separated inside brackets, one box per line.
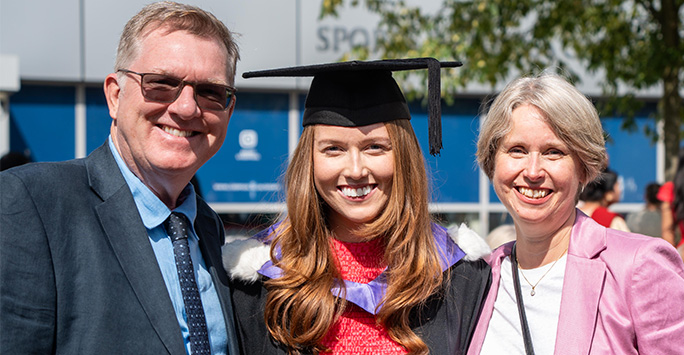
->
[222, 224, 492, 354]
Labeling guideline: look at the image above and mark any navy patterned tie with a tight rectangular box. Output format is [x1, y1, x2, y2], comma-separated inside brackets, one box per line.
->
[164, 212, 211, 355]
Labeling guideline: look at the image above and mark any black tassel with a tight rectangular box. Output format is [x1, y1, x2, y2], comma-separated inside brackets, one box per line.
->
[426, 58, 442, 156]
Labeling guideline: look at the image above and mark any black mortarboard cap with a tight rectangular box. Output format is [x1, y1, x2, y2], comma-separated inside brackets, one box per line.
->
[242, 58, 462, 156]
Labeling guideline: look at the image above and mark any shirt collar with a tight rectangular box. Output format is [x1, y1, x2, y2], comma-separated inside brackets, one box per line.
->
[108, 136, 198, 232]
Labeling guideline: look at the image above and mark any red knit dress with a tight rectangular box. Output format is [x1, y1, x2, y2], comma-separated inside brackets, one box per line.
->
[320, 238, 407, 354]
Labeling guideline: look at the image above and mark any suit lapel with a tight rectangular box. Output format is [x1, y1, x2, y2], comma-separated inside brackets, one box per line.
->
[467, 242, 512, 355]
[87, 144, 186, 355]
[554, 212, 606, 355]
[195, 203, 240, 355]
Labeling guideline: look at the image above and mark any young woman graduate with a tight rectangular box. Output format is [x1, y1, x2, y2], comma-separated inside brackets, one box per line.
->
[222, 58, 491, 355]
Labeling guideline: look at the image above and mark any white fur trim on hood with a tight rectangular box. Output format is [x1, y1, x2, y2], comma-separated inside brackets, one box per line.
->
[447, 223, 492, 261]
[222, 238, 270, 283]
[223, 223, 492, 283]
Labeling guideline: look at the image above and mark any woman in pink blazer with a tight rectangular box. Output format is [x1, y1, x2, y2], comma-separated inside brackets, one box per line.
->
[468, 73, 684, 354]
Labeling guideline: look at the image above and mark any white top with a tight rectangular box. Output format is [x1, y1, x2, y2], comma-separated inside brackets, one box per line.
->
[480, 254, 568, 355]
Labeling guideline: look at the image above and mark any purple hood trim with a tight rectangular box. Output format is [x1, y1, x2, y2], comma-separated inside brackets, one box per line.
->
[256, 223, 465, 315]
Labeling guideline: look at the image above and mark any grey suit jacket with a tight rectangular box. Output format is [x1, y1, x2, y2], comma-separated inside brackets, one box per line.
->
[0, 143, 239, 355]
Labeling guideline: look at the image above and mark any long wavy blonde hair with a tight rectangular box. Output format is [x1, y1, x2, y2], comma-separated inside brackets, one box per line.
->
[264, 119, 445, 354]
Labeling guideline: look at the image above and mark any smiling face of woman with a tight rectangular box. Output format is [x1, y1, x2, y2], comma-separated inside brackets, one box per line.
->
[312, 123, 394, 241]
[493, 104, 583, 239]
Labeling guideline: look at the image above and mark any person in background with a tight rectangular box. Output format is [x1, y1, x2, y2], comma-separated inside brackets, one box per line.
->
[578, 168, 630, 231]
[0, 150, 31, 171]
[0, 2, 240, 354]
[468, 72, 684, 354]
[222, 58, 491, 355]
[658, 147, 684, 260]
[485, 224, 516, 249]
[626, 182, 662, 238]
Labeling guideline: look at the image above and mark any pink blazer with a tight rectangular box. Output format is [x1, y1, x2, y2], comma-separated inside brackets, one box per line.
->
[468, 210, 684, 354]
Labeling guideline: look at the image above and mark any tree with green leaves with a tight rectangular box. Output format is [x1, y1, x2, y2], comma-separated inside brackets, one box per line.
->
[322, 0, 683, 179]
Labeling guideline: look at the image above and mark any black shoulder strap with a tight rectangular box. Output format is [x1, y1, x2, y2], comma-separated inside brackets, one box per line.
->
[511, 243, 535, 355]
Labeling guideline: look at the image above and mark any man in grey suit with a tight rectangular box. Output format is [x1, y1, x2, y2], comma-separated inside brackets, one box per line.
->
[0, 2, 240, 354]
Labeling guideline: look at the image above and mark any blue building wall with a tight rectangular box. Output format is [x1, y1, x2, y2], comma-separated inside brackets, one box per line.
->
[10, 86, 76, 162]
[7, 84, 659, 210]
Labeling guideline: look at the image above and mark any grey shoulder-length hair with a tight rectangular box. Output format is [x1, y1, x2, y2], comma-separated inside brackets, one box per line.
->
[476, 72, 607, 186]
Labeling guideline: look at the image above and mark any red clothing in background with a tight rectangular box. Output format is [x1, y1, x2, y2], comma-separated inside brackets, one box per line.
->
[657, 181, 684, 247]
[591, 206, 621, 228]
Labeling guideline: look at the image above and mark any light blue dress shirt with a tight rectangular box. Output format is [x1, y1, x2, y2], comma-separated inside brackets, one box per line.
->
[109, 137, 227, 355]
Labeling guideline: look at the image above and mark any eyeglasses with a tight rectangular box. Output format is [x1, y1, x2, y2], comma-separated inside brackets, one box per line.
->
[117, 69, 236, 111]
